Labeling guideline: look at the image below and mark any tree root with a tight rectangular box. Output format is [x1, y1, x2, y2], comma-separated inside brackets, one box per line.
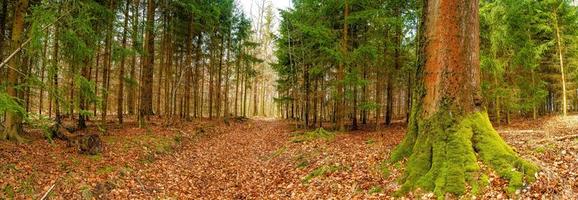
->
[391, 111, 539, 198]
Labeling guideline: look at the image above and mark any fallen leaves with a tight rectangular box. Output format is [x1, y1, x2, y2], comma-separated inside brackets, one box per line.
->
[0, 116, 577, 199]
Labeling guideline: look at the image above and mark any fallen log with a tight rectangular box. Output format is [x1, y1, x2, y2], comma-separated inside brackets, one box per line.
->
[49, 123, 103, 155]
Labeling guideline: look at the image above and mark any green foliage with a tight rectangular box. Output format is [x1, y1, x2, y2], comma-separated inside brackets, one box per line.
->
[480, 0, 578, 117]
[0, 91, 26, 117]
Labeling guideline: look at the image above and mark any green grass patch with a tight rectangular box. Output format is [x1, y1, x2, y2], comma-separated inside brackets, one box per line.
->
[270, 146, 287, 159]
[534, 143, 556, 154]
[365, 139, 376, 145]
[368, 186, 383, 194]
[378, 160, 391, 178]
[302, 164, 343, 183]
[291, 128, 335, 143]
[80, 185, 93, 200]
[3, 184, 15, 199]
[119, 166, 133, 177]
[97, 165, 115, 175]
[88, 154, 102, 161]
[17, 176, 36, 197]
[139, 152, 156, 164]
[295, 154, 309, 169]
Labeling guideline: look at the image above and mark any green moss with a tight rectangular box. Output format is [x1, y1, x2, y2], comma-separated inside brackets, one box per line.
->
[291, 128, 335, 143]
[97, 165, 115, 175]
[392, 111, 539, 198]
[302, 164, 342, 183]
[365, 139, 376, 145]
[3, 184, 15, 199]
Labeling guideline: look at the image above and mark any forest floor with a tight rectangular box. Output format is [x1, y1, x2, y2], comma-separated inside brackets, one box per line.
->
[0, 115, 577, 199]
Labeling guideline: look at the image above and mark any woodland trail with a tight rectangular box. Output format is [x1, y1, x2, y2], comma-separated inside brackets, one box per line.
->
[112, 120, 405, 199]
[121, 120, 294, 199]
[1, 117, 577, 199]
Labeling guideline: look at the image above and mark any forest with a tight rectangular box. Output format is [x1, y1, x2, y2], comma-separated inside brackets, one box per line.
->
[1, 0, 577, 199]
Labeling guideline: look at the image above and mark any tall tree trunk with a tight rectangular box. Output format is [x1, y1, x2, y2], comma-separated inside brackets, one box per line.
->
[102, 0, 115, 124]
[0, 0, 7, 61]
[1, 0, 28, 142]
[553, 10, 567, 117]
[39, 33, 49, 115]
[53, 25, 62, 122]
[139, 0, 156, 127]
[336, 0, 349, 131]
[391, 0, 537, 197]
[128, 0, 140, 115]
[117, 0, 130, 124]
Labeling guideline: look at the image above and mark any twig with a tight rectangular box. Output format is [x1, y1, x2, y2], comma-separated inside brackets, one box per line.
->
[536, 134, 578, 144]
[40, 183, 56, 200]
[554, 134, 578, 141]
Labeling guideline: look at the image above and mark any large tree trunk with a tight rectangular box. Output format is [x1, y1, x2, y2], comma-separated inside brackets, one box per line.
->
[390, 0, 538, 197]
[1, 0, 29, 142]
[139, 0, 155, 127]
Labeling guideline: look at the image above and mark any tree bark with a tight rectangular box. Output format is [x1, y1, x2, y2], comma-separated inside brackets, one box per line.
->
[139, 0, 156, 127]
[391, 0, 538, 197]
[336, 0, 349, 131]
[553, 10, 567, 117]
[1, 0, 29, 142]
[128, 0, 140, 116]
[117, 0, 130, 124]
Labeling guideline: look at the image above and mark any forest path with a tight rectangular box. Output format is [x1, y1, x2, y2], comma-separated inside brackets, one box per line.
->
[119, 120, 294, 199]
[110, 120, 407, 199]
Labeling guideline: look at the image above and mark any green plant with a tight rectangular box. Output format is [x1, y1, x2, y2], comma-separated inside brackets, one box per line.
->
[368, 186, 383, 194]
[302, 164, 342, 183]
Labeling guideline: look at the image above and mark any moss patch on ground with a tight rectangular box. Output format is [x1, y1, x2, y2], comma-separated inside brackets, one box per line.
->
[291, 128, 335, 143]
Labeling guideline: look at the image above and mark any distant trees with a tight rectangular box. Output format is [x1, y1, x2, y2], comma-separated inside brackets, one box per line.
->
[0, 0, 276, 142]
[480, 0, 578, 123]
[274, 0, 417, 130]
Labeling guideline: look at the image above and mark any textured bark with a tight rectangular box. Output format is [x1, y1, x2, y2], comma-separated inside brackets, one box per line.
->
[553, 10, 567, 117]
[127, 0, 140, 115]
[0, 0, 7, 61]
[391, 0, 537, 197]
[1, 0, 29, 142]
[117, 0, 130, 124]
[139, 0, 156, 127]
[101, 0, 115, 123]
[336, 0, 349, 131]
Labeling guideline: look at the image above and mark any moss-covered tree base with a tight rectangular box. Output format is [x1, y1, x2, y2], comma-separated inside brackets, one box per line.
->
[391, 111, 538, 198]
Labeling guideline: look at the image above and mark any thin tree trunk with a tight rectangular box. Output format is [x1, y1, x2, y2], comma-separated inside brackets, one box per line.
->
[128, 0, 140, 116]
[553, 10, 567, 117]
[2, 0, 28, 141]
[117, 0, 130, 124]
[336, 0, 349, 131]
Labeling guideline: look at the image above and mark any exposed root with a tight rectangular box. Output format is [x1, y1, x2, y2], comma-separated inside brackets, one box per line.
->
[391, 111, 539, 198]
